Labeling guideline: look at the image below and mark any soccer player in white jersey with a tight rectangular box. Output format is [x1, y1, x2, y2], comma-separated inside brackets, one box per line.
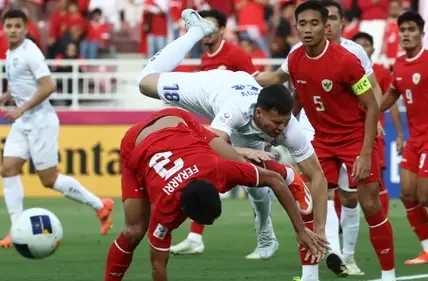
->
[136, 9, 328, 265]
[0, 10, 114, 248]
[255, 1, 385, 276]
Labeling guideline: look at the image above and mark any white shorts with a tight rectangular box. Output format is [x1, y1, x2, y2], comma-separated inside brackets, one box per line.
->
[3, 117, 59, 170]
[299, 110, 355, 193]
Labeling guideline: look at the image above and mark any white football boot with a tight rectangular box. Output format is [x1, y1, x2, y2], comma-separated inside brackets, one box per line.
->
[344, 255, 365, 276]
[170, 238, 205, 255]
[255, 215, 278, 259]
[181, 9, 216, 36]
[326, 251, 348, 277]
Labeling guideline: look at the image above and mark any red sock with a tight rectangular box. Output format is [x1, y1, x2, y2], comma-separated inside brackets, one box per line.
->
[365, 211, 395, 270]
[379, 183, 390, 217]
[190, 221, 205, 235]
[334, 189, 341, 220]
[104, 233, 139, 281]
[264, 160, 287, 178]
[298, 213, 319, 265]
[403, 201, 428, 242]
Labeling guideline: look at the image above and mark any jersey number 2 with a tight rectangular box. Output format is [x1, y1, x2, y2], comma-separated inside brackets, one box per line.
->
[149, 151, 184, 180]
[313, 96, 325, 111]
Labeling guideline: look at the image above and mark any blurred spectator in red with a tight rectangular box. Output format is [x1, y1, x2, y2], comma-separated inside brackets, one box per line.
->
[21, 5, 41, 49]
[342, 10, 359, 40]
[66, 1, 86, 35]
[143, 0, 167, 57]
[0, 24, 8, 59]
[47, 0, 69, 58]
[235, 0, 270, 56]
[80, 8, 110, 59]
[240, 38, 269, 72]
[89, 0, 125, 32]
[271, 0, 298, 58]
[382, 0, 404, 65]
[357, 0, 388, 20]
[205, 0, 234, 17]
[78, 0, 90, 16]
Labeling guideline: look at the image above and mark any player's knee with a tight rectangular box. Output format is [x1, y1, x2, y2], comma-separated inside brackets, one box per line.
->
[400, 191, 417, 203]
[1, 165, 21, 178]
[359, 198, 380, 216]
[39, 173, 58, 188]
[123, 223, 147, 245]
[339, 191, 358, 208]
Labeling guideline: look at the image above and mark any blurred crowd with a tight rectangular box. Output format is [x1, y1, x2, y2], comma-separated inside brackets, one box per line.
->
[0, 0, 422, 64]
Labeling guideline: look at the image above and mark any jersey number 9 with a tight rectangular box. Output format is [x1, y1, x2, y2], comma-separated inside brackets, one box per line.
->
[405, 89, 413, 104]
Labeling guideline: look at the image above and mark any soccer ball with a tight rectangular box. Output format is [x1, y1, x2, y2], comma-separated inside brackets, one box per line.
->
[10, 208, 63, 259]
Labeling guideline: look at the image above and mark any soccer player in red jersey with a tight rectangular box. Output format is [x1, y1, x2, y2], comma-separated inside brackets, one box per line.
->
[353, 31, 404, 218]
[285, 2, 395, 281]
[199, 9, 259, 75]
[381, 11, 428, 265]
[104, 108, 329, 281]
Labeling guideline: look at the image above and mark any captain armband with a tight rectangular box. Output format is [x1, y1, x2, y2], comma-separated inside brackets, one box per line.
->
[351, 76, 372, 96]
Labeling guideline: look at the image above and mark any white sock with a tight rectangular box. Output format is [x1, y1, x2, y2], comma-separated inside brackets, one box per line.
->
[284, 166, 295, 185]
[381, 269, 395, 281]
[2, 176, 24, 224]
[421, 239, 428, 252]
[301, 265, 319, 281]
[326, 200, 341, 254]
[341, 205, 360, 259]
[53, 174, 103, 210]
[245, 186, 271, 228]
[137, 27, 204, 83]
[187, 232, 203, 244]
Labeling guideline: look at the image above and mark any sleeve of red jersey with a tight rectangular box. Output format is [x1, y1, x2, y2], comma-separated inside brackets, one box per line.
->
[217, 160, 260, 193]
[234, 48, 258, 75]
[341, 52, 371, 95]
[381, 68, 392, 94]
[390, 65, 398, 89]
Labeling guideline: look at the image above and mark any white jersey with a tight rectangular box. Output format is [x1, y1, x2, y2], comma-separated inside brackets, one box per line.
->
[156, 69, 314, 163]
[281, 39, 374, 139]
[6, 39, 56, 124]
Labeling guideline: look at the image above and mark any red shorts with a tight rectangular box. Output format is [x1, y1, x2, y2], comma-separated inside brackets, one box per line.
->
[400, 139, 428, 177]
[312, 138, 380, 188]
[378, 136, 386, 170]
[121, 165, 148, 201]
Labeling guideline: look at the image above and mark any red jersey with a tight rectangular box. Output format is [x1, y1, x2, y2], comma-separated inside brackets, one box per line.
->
[287, 40, 367, 143]
[120, 108, 259, 232]
[201, 40, 258, 75]
[373, 63, 391, 126]
[391, 49, 428, 142]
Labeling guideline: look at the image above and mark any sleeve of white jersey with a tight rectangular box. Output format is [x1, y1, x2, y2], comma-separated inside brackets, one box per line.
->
[280, 115, 315, 163]
[27, 44, 51, 80]
[210, 104, 246, 138]
[280, 42, 302, 74]
[354, 44, 374, 77]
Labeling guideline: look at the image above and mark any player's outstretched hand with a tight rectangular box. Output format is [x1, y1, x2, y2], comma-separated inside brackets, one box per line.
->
[352, 154, 371, 183]
[377, 121, 385, 137]
[296, 227, 329, 263]
[5, 107, 24, 123]
[396, 135, 404, 155]
[237, 147, 276, 163]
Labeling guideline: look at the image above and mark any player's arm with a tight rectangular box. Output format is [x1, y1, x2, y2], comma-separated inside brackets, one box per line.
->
[367, 73, 382, 107]
[18, 53, 56, 113]
[292, 89, 302, 116]
[380, 87, 401, 111]
[255, 66, 289, 86]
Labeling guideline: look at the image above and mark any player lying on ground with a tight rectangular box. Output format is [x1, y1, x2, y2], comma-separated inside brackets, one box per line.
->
[0, 10, 114, 248]
[278, 2, 395, 281]
[255, 0, 392, 277]
[104, 108, 329, 281]
[381, 10, 428, 265]
[137, 9, 328, 262]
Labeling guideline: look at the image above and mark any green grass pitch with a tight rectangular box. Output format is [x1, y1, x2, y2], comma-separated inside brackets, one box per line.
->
[0, 198, 427, 281]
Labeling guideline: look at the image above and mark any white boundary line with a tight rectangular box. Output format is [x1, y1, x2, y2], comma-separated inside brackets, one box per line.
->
[367, 274, 428, 281]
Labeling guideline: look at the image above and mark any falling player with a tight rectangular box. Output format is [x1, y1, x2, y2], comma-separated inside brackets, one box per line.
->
[283, 2, 395, 281]
[104, 108, 329, 281]
[353, 31, 404, 218]
[172, 8, 270, 259]
[255, 1, 389, 277]
[0, 10, 114, 248]
[381, 11, 428, 265]
[137, 9, 329, 266]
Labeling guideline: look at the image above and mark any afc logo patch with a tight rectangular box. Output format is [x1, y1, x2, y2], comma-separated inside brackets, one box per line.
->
[219, 112, 233, 124]
[412, 73, 421, 85]
[321, 79, 333, 92]
[153, 223, 168, 240]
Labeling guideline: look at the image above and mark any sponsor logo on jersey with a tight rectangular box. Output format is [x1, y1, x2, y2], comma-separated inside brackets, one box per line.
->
[153, 223, 168, 240]
[321, 79, 333, 92]
[412, 73, 421, 85]
[219, 112, 233, 124]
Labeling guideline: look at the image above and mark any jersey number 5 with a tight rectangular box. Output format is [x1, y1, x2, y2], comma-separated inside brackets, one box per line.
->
[313, 96, 325, 111]
[149, 151, 184, 180]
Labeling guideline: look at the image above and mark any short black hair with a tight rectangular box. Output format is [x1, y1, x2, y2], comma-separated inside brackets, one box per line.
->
[352, 32, 374, 46]
[92, 8, 102, 16]
[398, 11, 425, 31]
[321, 0, 344, 19]
[256, 84, 293, 115]
[180, 179, 221, 225]
[199, 9, 227, 28]
[3, 9, 28, 24]
[295, 0, 329, 23]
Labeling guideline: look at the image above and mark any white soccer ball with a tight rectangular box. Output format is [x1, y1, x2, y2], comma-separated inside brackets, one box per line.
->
[10, 208, 63, 259]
